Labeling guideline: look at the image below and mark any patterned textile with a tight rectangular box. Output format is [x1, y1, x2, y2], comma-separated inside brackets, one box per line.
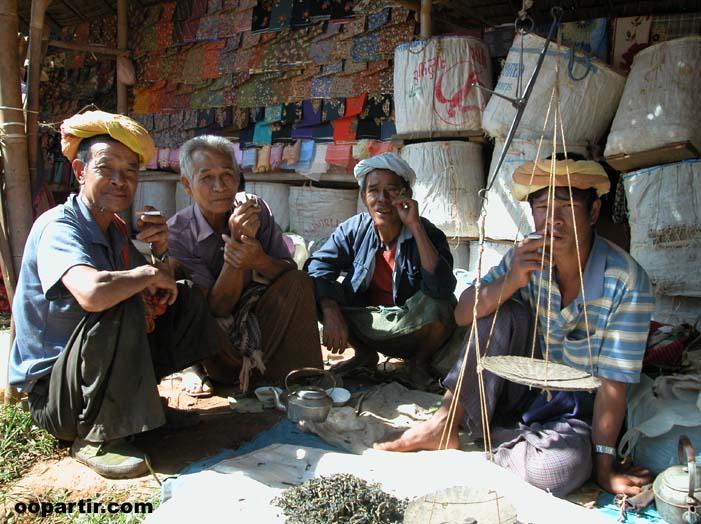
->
[345, 92, 366, 117]
[319, 60, 344, 76]
[300, 99, 323, 126]
[269, 0, 294, 31]
[156, 21, 174, 49]
[310, 77, 332, 98]
[325, 143, 355, 171]
[339, 59, 366, 76]
[332, 37, 354, 61]
[231, 107, 250, 130]
[351, 31, 380, 61]
[310, 38, 334, 64]
[215, 106, 233, 128]
[202, 41, 226, 78]
[481, 236, 654, 383]
[271, 123, 293, 142]
[377, 20, 415, 55]
[331, 76, 356, 98]
[182, 46, 206, 83]
[241, 146, 257, 167]
[322, 98, 345, 121]
[332, 117, 357, 142]
[331, 0, 355, 22]
[340, 15, 366, 39]
[270, 144, 284, 169]
[191, 0, 208, 18]
[367, 7, 390, 31]
[253, 121, 273, 145]
[355, 118, 381, 139]
[362, 93, 392, 118]
[225, 283, 268, 372]
[265, 104, 284, 123]
[207, 0, 222, 14]
[241, 31, 262, 49]
[217, 10, 239, 37]
[255, 144, 272, 172]
[181, 18, 201, 43]
[281, 102, 303, 124]
[197, 13, 221, 40]
[291, 0, 314, 27]
[232, 8, 254, 33]
[252, 0, 273, 31]
[143, 53, 163, 82]
[281, 140, 302, 165]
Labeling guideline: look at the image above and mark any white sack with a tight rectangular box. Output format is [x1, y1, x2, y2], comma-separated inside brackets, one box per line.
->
[394, 37, 492, 136]
[483, 33, 625, 145]
[605, 36, 701, 158]
[623, 159, 701, 297]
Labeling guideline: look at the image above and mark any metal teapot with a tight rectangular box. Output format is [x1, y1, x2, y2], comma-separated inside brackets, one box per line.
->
[272, 368, 334, 424]
[653, 435, 701, 524]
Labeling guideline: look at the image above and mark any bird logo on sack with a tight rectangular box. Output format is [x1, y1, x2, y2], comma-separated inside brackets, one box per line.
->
[434, 46, 489, 126]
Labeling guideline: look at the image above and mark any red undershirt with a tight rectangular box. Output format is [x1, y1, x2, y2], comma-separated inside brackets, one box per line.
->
[364, 241, 398, 306]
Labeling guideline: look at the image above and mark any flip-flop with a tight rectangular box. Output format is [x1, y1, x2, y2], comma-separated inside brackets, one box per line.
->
[180, 366, 214, 398]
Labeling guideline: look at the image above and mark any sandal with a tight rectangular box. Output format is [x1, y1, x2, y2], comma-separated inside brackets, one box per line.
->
[180, 365, 214, 398]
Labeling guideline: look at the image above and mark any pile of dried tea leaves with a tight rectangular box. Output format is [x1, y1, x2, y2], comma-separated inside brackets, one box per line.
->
[273, 473, 407, 524]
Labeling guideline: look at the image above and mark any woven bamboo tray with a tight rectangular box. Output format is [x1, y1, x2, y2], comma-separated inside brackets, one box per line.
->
[480, 356, 601, 391]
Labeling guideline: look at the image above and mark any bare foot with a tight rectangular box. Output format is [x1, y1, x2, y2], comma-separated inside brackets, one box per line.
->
[373, 416, 460, 452]
[330, 351, 379, 375]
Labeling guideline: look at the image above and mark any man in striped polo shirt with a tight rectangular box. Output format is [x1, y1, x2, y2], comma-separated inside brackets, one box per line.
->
[376, 156, 655, 497]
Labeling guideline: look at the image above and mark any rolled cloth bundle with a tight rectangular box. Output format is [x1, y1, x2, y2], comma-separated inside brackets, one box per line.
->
[60, 110, 155, 167]
[511, 159, 610, 201]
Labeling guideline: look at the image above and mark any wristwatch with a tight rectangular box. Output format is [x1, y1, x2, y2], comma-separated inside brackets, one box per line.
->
[594, 444, 617, 457]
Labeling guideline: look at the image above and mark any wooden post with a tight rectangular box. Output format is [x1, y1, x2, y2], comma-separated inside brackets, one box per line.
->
[0, 0, 34, 279]
[25, 0, 51, 189]
[117, 0, 127, 114]
[420, 0, 432, 40]
[0, 0, 34, 404]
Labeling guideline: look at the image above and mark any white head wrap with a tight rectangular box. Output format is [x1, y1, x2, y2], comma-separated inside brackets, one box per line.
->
[353, 152, 416, 189]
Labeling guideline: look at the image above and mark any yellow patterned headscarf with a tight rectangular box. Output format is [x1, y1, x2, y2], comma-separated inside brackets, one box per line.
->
[511, 159, 610, 201]
[60, 110, 155, 167]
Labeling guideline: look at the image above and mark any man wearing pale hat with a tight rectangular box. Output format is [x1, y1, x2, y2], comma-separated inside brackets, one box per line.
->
[305, 152, 456, 389]
[9, 111, 219, 479]
[376, 155, 655, 497]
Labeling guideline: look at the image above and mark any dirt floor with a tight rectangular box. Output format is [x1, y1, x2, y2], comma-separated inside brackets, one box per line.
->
[4, 349, 358, 505]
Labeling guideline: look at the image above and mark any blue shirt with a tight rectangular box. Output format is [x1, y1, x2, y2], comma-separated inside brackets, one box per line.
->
[10, 194, 146, 391]
[481, 236, 654, 383]
[305, 212, 456, 307]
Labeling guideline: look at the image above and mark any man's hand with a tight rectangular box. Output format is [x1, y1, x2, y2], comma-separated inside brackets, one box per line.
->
[229, 197, 261, 240]
[135, 205, 168, 256]
[320, 298, 349, 353]
[505, 231, 551, 288]
[222, 234, 266, 270]
[392, 195, 420, 229]
[597, 462, 652, 496]
[144, 266, 178, 306]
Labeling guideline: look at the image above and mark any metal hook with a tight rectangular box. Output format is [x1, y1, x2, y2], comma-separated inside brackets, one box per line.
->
[515, 15, 534, 34]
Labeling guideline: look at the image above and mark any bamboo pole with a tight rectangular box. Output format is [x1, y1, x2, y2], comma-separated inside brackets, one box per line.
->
[420, 0, 432, 39]
[25, 0, 51, 189]
[0, 0, 34, 280]
[47, 39, 128, 57]
[117, 0, 127, 114]
[0, 0, 34, 404]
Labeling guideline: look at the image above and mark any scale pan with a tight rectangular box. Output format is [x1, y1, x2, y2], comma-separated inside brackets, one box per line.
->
[481, 356, 601, 391]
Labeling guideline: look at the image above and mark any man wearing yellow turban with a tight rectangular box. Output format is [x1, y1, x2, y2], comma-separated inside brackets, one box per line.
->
[376, 155, 655, 498]
[10, 111, 219, 479]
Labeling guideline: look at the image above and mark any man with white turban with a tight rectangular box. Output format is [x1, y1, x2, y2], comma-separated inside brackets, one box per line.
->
[305, 153, 456, 389]
[10, 111, 219, 479]
[376, 154, 655, 498]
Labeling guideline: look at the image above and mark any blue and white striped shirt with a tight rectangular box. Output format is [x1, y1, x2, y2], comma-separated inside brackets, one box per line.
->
[481, 236, 654, 383]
